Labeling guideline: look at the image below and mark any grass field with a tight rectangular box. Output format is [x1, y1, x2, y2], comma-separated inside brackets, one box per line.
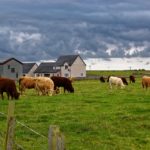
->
[0, 73, 150, 150]
[86, 70, 150, 77]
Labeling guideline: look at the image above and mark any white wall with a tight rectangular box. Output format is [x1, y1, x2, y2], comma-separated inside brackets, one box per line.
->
[71, 56, 86, 77]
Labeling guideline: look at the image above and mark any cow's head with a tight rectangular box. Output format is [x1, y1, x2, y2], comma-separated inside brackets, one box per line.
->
[14, 92, 20, 100]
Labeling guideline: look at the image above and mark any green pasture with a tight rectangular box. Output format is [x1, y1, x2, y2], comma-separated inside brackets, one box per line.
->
[0, 73, 150, 150]
[86, 70, 150, 77]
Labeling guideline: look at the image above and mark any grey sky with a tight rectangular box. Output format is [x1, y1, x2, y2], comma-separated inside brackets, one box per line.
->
[0, 0, 150, 61]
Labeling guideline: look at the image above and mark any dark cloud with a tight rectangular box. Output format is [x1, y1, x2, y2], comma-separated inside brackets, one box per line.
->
[0, 0, 150, 61]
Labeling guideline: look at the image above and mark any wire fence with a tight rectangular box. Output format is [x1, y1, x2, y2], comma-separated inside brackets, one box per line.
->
[0, 111, 48, 150]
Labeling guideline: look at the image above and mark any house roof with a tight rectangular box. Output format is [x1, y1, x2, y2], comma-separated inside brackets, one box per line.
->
[56, 55, 79, 66]
[23, 62, 37, 74]
[0, 57, 23, 65]
[34, 62, 60, 73]
[56, 54, 86, 66]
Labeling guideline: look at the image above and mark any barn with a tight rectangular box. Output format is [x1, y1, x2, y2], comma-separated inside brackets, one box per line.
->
[0, 57, 23, 81]
[34, 55, 86, 78]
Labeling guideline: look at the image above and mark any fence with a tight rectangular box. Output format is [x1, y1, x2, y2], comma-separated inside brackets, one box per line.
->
[0, 101, 65, 150]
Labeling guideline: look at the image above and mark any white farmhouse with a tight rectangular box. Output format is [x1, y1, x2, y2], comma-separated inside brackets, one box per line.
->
[34, 55, 86, 78]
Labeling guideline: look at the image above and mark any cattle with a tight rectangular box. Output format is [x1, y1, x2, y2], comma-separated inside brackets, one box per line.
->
[99, 76, 105, 83]
[51, 76, 74, 93]
[142, 76, 150, 89]
[108, 76, 125, 89]
[0, 77, 20, 100]
[35, 77, 54, 96]
[120, 77, 128, 85]
[129, 75, 135, 83]
[19, 76, 36, 94]
[107, 75, 128, 85]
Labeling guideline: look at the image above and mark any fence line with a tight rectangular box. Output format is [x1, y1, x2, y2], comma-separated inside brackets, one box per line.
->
[1, 110, 66, 150]
[14, 142, 25, 150]
[0, 111, 47, 139]
[16, 121, 47, 139]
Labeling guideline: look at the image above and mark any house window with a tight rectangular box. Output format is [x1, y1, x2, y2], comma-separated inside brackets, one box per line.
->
[65, 73, 69, 77]
[65, 65, 68, 69]
[8, 65, 10, 69]
[36, 74, 40, 77]
[11, 68, 15, 73]
[81, 73, 83, 76]
[16, 73, 18, 78]
[44, 74, 50, 77]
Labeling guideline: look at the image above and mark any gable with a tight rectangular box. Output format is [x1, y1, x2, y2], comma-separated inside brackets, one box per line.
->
[56, 55, 78, 66]
[56, 54, 86, 66]
[72, 56, 86, 66]
[23, 63, 37, 73]
[0, 58, 23, 65]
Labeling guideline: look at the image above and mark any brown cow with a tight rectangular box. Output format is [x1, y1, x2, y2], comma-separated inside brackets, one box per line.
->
[142, 76, 150, 89]
[51, 76, 74, 93]
[0, 77, 20, 100]
[19, 76, 36, 94]
[129, 75, 135, 83]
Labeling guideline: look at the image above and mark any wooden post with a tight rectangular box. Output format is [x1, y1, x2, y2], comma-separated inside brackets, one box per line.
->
[48, 125, 65, 150]
[5, 101, 16, 150]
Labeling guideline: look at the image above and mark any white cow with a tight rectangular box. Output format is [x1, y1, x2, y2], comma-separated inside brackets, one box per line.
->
[108, 76, 125, 89]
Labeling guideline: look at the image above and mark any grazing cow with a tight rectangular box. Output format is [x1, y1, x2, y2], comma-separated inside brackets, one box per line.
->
[35, 77, 54, 96]
[108, 76, 125, 89]
[129, 75, 135, 83]
[142, 76, 150, 89]
[99, 76, 105, 83]
[19, 76, 36, 94]
[0, 77, 20, 100]
[51, 76, 74, 93]
[120, 77, 128, 85]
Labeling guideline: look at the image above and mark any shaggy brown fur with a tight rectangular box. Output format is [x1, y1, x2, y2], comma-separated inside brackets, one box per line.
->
[0, 77, 20, 100]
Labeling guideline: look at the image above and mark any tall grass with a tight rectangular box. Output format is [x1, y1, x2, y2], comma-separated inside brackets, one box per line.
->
[0, 75, 150, 149]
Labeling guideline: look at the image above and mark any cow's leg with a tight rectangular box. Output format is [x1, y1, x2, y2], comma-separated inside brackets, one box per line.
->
[146, 83, 148, 90]
[109, 82, 112, 89]
[1, 92, 4, 100]
[64, 87, 66, 93]
[7, 93, 10, 100]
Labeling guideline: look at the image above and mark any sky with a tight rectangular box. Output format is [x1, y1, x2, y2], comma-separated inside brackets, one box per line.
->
[0, 0, 150, 61]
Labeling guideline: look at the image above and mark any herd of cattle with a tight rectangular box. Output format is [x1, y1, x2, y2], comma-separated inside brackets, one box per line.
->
[100, 75, 150, 89]
[0, 76, 74, 100]
[0, 75, 150, 100]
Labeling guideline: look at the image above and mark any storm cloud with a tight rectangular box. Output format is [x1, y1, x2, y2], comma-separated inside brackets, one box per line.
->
[0, 0, 150, 61]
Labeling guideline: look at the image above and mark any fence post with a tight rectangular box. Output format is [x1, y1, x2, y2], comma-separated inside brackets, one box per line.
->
[48, 125, 65, 150]
[5, 101, 16, 150]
